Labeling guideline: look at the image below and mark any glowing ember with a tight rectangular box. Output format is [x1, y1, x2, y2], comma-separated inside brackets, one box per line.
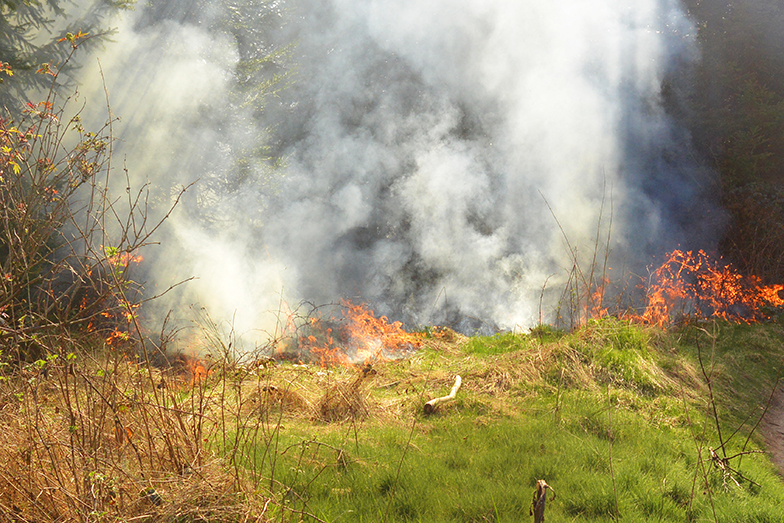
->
[627, 250, 784, 326]
[279, 300, 423, 366]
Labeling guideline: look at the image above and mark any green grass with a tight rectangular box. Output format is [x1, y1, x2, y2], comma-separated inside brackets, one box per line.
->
[462, 331, 531, 355]
[230, 319, 784, 522]
[258, 400, 783, 522]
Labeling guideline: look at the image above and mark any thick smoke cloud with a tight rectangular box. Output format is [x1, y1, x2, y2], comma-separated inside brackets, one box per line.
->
[77, 0, 718, 342]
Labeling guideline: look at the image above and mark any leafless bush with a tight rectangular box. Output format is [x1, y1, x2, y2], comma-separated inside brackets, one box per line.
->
[0, 41, 188, 362]
[0, 338, 287, 522]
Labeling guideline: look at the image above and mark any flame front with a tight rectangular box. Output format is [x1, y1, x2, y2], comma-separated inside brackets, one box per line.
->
[182, 353, 211, 386]
[340, 300, 423, 361]
[282, 300, 423, 366]
[628, 250, 784, 326]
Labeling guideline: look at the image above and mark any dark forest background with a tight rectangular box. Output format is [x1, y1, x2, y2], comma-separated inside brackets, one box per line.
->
[675, 1, 784, 283]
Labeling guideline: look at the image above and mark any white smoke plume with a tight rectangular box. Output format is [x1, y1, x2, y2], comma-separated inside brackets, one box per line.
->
[75, 0, 719, 342]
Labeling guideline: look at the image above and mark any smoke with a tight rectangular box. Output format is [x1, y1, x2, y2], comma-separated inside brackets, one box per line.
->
[74, 0, 719, 341]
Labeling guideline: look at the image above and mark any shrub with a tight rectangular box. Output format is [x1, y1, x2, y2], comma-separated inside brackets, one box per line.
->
[0, 43, 185, 361]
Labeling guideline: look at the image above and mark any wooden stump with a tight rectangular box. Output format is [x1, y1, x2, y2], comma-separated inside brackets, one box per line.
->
[529, 479, 555, 523]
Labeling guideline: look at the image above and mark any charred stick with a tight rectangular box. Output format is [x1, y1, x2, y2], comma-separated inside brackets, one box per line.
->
[530, 479, 556, 523]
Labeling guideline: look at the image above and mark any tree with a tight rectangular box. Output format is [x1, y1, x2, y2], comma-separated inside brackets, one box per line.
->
[0, 0, 133, 109]
[670, 1, 784, 281]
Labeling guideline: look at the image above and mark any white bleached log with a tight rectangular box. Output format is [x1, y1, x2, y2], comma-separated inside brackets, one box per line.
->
[424, 375, 462, 414]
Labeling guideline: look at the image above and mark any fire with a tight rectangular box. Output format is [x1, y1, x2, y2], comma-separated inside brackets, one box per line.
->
[587, 276, 610, 321]
[179, 352, 211, 386]
[342, 300, 422, 356]
[280, 300, 423, 366]
[626, 250, 784, 326]
[108, 251, 144, 267]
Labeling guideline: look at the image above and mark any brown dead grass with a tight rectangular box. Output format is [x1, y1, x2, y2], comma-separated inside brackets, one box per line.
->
[317, 363, 377, 422]
[0, 348, 275, 523]
[246, 384, 310, 416]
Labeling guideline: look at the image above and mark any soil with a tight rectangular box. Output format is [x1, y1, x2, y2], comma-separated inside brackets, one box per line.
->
[761, 387, 784, 476]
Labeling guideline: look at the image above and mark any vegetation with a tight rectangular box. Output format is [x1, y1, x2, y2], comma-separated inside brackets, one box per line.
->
[0, 38, 187, 362]
[675, 1, 784, 282]
[5, 1, 784, 522]
[3, 317, 784, 521]
[219, 319, 784, 523]
[0, 0, 132, 109]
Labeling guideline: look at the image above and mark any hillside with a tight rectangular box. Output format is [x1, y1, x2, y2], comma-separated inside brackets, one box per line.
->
[6, 2, 784, 522]
[3, 318, 784, 522]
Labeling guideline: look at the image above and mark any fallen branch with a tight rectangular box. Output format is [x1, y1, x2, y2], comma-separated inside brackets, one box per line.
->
[708, 446, 761, 489]
[424, 375, 462, 414]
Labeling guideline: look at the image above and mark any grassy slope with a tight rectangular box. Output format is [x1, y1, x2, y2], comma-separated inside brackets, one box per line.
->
[3, 318, 784, 522]
[250, 319, 784, 522]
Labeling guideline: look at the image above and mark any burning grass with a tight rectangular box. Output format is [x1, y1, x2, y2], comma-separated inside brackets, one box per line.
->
[632, 249, 784, 326]
[565, 249, 784, 329]
[275, 300, 423, 366]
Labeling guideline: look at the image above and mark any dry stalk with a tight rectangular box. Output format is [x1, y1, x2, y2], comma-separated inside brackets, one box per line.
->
[317, 363, 377, 422]
[529, 479, 556, 523]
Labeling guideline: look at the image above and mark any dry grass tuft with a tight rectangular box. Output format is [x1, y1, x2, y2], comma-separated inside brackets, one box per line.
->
[460, 340, 597, 396]
[128, 469, 271, 522]
[421, 329, 468, 355]
[317, 363, 377, 422]
[249, 384, 310, 416]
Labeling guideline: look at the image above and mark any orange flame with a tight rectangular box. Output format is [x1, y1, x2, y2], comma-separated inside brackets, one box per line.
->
[341, 300, 423, 359]
[625, 250, 784, 326]
[586, 276, 610, 322]
[108, 251, 144, 267]
[285, 300, 424, 367]
[178, 352, 212, 387]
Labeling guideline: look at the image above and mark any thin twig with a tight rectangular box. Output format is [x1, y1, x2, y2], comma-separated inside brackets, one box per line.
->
[607, 386, 619, 520]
